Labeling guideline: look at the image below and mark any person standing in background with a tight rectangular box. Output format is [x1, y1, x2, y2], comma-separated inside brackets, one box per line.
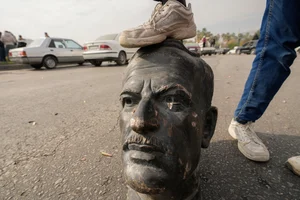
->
[210, 37, 216, 47]
[202, 36, 207, 47]
[17, 35, 27, 48]
[2, 31, 17, 60]
[0, 32, 6, 61]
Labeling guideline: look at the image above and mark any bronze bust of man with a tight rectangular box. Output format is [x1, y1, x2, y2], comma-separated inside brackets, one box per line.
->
[120, 39, 218, 200]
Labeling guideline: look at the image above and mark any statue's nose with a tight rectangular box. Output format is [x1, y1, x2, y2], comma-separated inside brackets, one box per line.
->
[130, 99, 159, 134]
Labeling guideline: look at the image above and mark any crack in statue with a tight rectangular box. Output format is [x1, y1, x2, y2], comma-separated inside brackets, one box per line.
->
[120, 39, 218, 200]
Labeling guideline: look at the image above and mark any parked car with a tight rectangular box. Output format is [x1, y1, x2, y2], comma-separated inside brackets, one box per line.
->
[83, 33, 138, 66]
[17, 38, 33, 48]
[200, 46, 216, 56]
[215, 47, 230, 55]
[227, 46, 239, 55]
[236, 40, 258, 55]
[9, 37, 84, 69]
[184, 43, 200, 55]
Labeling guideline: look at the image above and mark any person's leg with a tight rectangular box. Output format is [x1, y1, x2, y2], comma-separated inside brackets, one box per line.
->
[6, 45, 16, 61]
[0, 47, 3, 61]
[119, 0, 195, 48]
[2, 47, 6, 61]
[1, 47, 6, 61]
[5, 46, 10, 61]
[229, 0, 300, 162]
[235, 0, 300, 123]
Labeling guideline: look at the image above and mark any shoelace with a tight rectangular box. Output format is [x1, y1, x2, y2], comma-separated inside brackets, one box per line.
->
[143, 3, 168, 29]
[238, 122, 263, 145]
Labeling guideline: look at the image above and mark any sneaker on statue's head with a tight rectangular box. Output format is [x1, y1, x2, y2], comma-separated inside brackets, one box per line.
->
[119, 0, 196, 48]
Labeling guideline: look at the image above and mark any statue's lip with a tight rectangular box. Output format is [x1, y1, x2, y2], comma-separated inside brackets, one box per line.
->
[126, 143, 165, 154]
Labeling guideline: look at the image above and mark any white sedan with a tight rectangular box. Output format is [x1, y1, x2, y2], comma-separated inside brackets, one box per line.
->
[9, 37, 85, 69]
[227, 46, 239, 55]
[83, 34, 138, 66]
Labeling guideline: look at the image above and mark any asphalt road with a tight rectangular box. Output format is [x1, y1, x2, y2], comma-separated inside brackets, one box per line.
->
[0, 56, 299, 200]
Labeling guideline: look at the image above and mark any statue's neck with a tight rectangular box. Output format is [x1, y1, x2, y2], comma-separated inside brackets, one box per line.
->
[126, 176, 201, 200]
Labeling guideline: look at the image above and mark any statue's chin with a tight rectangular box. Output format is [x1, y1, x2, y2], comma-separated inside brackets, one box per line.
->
[125, 164, 170, 195]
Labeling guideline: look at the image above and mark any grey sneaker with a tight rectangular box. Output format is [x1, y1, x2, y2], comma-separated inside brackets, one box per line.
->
[119, 0, 196, 48]
[228, 119, 270, 162]
[286, 156, 300, 176]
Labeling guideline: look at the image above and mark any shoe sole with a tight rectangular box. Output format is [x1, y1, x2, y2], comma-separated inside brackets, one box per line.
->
[237, 142, 269, 162]
[286, 161, 300, 176]
[119, 34, 166, 48]
[119, 24, 196, 48]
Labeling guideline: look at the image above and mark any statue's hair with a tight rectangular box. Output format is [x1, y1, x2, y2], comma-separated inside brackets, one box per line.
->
[128, 39, 214, 111]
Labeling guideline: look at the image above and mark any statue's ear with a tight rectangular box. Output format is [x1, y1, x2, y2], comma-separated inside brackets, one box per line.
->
[201, 106, 218, 148]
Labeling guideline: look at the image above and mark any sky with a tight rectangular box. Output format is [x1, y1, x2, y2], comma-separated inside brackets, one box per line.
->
[0, 0, 266, 45]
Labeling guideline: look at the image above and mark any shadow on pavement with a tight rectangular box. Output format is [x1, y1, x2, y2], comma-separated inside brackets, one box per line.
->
[29, 64, 89, 71]
[0, 62, 127, 72]
[200, 133, 300, 200]
[0, 64, 30, 71]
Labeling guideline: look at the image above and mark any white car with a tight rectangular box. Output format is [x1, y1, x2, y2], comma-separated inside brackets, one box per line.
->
[83, 34, 138, 66]
[9, 37, 85, 69]
[227, 46, 239, 55]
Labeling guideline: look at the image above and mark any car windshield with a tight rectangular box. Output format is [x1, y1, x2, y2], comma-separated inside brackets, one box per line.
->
[96, 34, 117, 41]
[27, 38, 45, 47]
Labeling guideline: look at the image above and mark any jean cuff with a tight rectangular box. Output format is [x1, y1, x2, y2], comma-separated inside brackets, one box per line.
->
[234, 117, 249, 125]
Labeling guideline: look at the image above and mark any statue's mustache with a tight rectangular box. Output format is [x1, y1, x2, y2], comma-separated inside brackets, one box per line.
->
[123, 134, 167, 153]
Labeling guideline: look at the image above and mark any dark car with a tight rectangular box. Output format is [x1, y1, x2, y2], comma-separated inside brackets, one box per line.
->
[237, 40, 258, 55]
[215, 47, 230, 55]
[185, 43, 200, 55]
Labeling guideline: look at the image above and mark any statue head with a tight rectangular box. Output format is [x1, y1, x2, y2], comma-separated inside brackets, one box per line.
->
[120, 39, 217, 199]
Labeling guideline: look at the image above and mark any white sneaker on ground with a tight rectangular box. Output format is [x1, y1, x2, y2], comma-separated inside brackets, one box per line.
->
[119, 0, 196, 48]
[228, 119, 270, 162]
[286, 156, 300, 176]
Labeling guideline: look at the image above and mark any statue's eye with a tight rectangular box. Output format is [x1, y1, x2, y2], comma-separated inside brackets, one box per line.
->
[165, 95, 185, 112]
[123, 97, 134, 107]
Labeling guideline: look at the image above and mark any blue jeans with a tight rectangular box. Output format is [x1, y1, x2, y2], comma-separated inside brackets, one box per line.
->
[234, 0, 300, 124]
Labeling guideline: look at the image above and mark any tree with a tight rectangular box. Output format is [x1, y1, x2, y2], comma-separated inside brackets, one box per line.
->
[196, 28, 213, 42]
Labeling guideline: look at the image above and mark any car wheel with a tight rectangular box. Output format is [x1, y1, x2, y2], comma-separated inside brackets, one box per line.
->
[90, 60, 102, 67]
[31, 64, 42, 69]
[251, 49, 256, 55]
[237, 50, 241, 55]
[116, 51, 127, 65]
[43, 56, 57, 69]
[78, 62, 84, 66]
